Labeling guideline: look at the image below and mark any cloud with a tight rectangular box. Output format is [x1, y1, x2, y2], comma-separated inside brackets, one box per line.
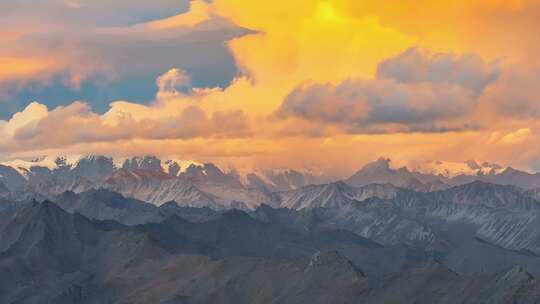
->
[148, 0, 213, 29]
[156, 68, 191, 98]
[478, 69, 540, 119]
[0, 101, 251, 152]
[377, 48, 500, 95]
[0, 69, 251, 153]
[2, 102, 49, 137]
[277, 48, 500, 134]
[498, 128, 533, 145]
[278, 80, 479, 134]
[0, 0, 189, 27]
[333, 0, 540, 66]
[0, 0, 249, 118]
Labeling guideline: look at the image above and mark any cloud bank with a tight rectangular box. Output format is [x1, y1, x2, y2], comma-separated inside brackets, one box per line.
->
[278, 48, 503, 133]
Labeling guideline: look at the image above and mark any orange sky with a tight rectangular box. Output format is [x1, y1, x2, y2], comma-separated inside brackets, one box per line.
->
[1, 0, 539, 175]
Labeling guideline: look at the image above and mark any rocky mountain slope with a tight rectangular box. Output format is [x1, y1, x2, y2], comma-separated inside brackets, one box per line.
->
[2, 199, 540, 303]
[256, 182, 540, 259]
[277, 181, 399, 209]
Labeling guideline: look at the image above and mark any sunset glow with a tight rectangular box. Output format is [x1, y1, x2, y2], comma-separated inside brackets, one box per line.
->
[1, 0, 539, 175]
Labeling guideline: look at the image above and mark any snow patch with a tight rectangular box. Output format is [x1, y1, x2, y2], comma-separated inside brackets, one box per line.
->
[410, 160, 507, 178]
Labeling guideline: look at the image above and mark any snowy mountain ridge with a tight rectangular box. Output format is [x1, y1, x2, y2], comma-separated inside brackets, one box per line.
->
[2, 155, 540, 211]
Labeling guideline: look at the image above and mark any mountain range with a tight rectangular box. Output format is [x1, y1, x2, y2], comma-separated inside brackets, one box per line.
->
[3, 194, 540, 303]
[3, 155, 540, 302]
[2, 155, 540, 210]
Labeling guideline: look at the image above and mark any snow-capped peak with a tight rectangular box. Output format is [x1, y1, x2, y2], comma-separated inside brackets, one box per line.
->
[410, 160, 507, 178]
[0, 155, 81, 178]
[230, 166, 326, 192]
[122, 156, 163, 172]
[163, 159, 204, 176]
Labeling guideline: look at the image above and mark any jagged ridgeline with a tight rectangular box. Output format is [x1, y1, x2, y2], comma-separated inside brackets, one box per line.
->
[2, 156, 540, 303]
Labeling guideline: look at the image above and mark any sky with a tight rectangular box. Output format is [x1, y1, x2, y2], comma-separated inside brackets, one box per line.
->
[1, 0, 540, 176]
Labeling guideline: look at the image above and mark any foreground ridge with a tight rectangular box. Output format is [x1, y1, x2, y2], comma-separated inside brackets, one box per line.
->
[2, 199, 540, 303]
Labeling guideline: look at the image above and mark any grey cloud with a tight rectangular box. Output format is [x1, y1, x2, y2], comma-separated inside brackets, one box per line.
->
[0, 0, 251, 112]
[278, 79, 477, 133]
[277, 48, 503, 134]
[0, 0, 190, 27]
[9, 11, 250, 88]
[479, 69, 540, 119]
[377, 48, 500, 95]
